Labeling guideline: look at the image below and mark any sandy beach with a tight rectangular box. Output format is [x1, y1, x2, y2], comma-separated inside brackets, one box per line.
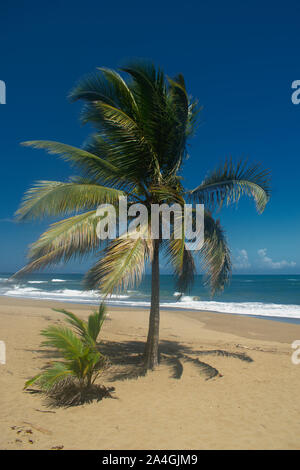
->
[1, 296, 300, 450]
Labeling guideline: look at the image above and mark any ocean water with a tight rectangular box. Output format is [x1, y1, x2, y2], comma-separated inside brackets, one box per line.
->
[1, 273, 300, 323]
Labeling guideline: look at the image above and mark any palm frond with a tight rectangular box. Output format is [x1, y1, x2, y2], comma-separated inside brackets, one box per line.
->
[53, 308, 89, 338]
[69, 67, 137, 119]
[21, 140, 122, 184]
[30, 363, 74, 391]
[12, 211, 102, 278]
[121, 62, 170, 168]
[164, 205, 196, 293]
[40, 326, 84, 360]
[166, 238, 196, 294]
[69, 71, 121, 107]
[82, 102, 161, 182]
[84, 224, 153, 294]
[189, 159, 271, 213]
[199, 211, 232, 295]
[87, 304, 106, 342]
[98, 67, 138, 116]
[15, 180, 123, 221]
[186, 99, 202, 138]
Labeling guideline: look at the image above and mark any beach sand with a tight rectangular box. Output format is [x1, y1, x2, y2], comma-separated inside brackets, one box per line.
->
[0, 296, 300, 450]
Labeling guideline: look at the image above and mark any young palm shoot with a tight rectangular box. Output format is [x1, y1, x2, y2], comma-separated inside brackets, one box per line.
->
[24, 304, 113, 406]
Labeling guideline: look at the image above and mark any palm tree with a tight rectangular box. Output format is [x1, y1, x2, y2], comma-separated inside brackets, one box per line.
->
[14, 62, 270, 370]
[24, 305, 110, 405]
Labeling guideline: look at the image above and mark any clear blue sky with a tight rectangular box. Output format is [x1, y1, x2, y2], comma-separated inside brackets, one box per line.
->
[0, 0, 300, 274]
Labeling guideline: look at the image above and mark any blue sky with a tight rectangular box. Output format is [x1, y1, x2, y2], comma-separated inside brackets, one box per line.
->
[0, 0, 300, 274]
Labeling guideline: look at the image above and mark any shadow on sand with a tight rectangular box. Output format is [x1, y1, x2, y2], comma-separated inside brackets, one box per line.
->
[98, 339, 253, 382]
[24, 339, 253, 407]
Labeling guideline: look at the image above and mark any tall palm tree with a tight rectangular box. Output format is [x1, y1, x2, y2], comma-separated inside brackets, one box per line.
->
[14, 62, 270, 369]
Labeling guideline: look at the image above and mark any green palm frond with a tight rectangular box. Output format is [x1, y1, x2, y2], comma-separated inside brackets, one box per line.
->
[40, 325, 84, 360]
[15, 180, 123, 221]
[84, 224, 153, 294]
[53, 308, 89, 338]
[87, 304, 106, 342]
[21, 140, 122, 184]
[189, 159, 271, 213]
[163, 204, 196, 294]
[25, 363, 74, 391]
[166, 237, 196, 294]
[150, 183, 185, 204]
[82, 101, 161, 182]
[28, 211, 100, 259]
[69, 67, 137, 119]
[12, 211, 102, 278]
[186, 99, 202, 138]
[69, 71, 122, 107]
[121, 62, 170, 164]
[98, 67, 138, 116]
[200, 211, 232, 295]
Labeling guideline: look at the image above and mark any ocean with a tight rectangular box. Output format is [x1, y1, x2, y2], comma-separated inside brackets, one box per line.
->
[0, 273, 300, 324]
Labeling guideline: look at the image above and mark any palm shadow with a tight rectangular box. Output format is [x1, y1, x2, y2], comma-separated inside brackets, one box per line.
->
[98, 339, 253, 382]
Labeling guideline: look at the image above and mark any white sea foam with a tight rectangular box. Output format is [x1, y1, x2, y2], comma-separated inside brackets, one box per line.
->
[1, 284, 300, 320]
[28, 281, 48, 284]
[3, 286, 129, 303]
[161, 299, 300, 319]
[51, 279, 65, 282]
[0, 277, 13, 282]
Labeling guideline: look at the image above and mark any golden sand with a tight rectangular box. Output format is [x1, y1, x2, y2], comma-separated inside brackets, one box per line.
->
[0, 296, 300, 450]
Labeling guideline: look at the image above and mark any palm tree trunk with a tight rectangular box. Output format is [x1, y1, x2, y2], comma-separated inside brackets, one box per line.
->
[144, 239, 160, 370]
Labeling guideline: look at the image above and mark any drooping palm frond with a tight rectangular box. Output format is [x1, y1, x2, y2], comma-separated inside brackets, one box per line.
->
[69, 72, 118, 105]
[97, 67, 138, 116]
[41, 325, 84, 360]
[15, 180, 124, 221]
[21, 140, 123, 185]
[69, 68, 137, 119]
[84, 224, 153, 294]
[25, 362, 74, 391]
[12, 211, 102, 278]
[164, 206, 196, 294]
[200, 211, 232, 295]
[166, 238, 196, 294]
[188, 158, 271, 213]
